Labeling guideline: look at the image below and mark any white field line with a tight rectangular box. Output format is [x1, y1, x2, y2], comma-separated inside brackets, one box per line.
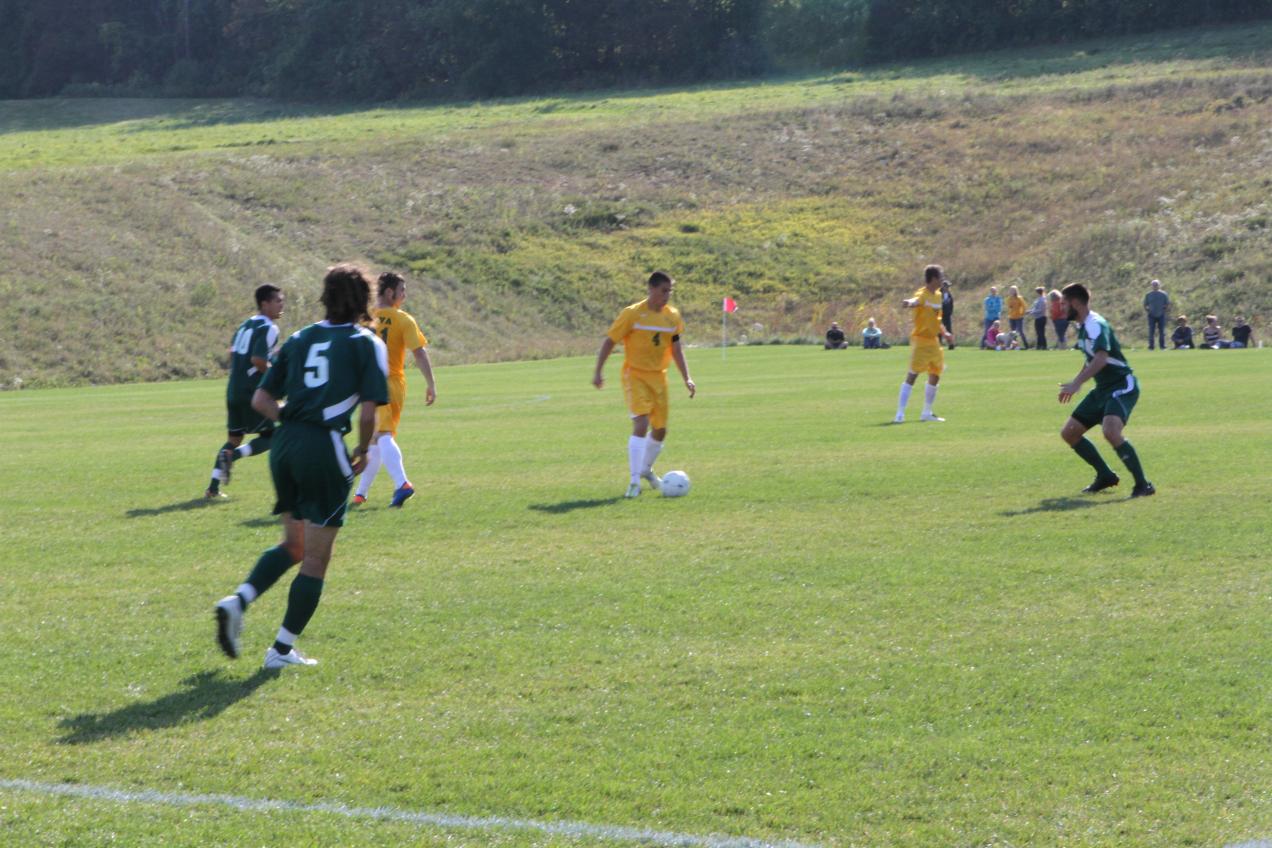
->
[0, 778, 818, 848]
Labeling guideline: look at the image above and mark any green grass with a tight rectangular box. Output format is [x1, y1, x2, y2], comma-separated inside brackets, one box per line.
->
[1, 347, 1269, 846]
[2, 20, 1272, 387]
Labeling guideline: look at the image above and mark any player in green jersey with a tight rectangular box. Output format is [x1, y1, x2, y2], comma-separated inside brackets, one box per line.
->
[1058, 283, 1156, 498]
[205, 284, 285, 499]
[214, 264, 389, 669]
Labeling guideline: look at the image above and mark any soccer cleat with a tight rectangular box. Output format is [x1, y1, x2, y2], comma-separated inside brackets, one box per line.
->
[263, 646, 317, 669]
[351, 494, 367, 506]
[216, 449, 234, 486]
[1130, 481, 1156, 498]
[624, 482, 642, 499]
[1082, 474, 1120, 494]
[893, 413, 905, 424]
[389, 483, 415, 508]
[204, 488, 227, 500]
[920, 413, 945, 422]
[641, 470, 662, 492]
[214, 595, 244, 659]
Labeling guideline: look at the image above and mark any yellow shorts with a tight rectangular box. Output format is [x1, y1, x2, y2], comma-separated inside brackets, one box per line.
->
[622, 367, 669, 430]
[376, 376, 406, 434]
[909, 339, 945, 376]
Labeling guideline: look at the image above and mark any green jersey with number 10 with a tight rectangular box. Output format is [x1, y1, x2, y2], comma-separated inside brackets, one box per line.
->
[259, 321, 389, 434]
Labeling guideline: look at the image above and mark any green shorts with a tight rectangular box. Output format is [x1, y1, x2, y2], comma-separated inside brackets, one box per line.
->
[269, 422, 354, 528]
[1073, 375, 1140, 428]
[226, 396, 274, 437]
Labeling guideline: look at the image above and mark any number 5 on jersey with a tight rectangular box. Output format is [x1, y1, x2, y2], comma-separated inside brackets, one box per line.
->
[304, 342, 331, 387]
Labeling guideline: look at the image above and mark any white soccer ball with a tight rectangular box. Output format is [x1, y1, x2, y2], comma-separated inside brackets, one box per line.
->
[661, 470, 691, 498]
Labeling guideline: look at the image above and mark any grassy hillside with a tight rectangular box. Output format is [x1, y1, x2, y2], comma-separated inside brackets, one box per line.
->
[2, 22, 1271, 386]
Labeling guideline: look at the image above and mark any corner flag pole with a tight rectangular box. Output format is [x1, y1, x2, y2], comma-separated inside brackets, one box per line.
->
[721, 296, 737, 360]
[722, 308, 727, 361]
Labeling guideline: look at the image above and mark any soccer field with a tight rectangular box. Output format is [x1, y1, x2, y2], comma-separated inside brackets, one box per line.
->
[1, 345, 1268, 847]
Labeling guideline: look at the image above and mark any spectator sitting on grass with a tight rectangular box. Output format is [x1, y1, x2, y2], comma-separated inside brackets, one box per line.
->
[994, 331, 1022, 351]
[1202, 315, 1226, 349]
[1171, 316, 1193, 349]
[862, 318, 883, 349]
[983, 319, 1002, 349]
[825, 322, 847, 349]
[1231, 316, 1254, 349]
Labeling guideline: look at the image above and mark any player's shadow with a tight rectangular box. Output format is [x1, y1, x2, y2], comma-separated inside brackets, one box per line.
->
[125, 498, 222, 518]
[56, 669, 277, 745]
[239, 516, 278, 528]
[999, 496, 1123, 517]
[528, 497, 622, 514]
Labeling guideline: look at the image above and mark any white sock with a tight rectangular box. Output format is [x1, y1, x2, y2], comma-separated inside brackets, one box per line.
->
[897, 382, 913, 415]
[923, 383, 938, 415]
[235, 444, 251, 459]
[274, 626, 297, 649]
[628, 435, 644, 484]
[235, 582, 258, 606]
[355, 443, 381, 497]
[211, 468, 226, 482]
[642, 436, 664, 474]
[379, 434, 408, 488]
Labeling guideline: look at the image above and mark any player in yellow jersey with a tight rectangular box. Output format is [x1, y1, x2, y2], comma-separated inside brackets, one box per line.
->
[895, 264, 954, 423]
[593, 271, 696, 498]
[352, 272, 436, 508]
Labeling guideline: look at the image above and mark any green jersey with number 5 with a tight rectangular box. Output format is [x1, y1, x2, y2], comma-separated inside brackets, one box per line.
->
[258, 321, 389, 434]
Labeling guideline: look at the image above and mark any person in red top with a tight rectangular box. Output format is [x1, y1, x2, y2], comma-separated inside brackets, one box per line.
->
[1048, 290, 1069, 350]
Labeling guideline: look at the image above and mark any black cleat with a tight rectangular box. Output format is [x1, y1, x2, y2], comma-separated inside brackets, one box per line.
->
[1130, 482, 1156, 498]
[1082, 474, 1120, 494]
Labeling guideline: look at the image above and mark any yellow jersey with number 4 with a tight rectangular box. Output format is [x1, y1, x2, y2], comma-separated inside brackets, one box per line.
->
[607, 298, 685, 373]
[910, 288, 944, 341]
[373, 307, 427, 379]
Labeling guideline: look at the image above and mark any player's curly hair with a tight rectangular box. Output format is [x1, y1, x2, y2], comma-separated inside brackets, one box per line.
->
[321, 263, 374, 325]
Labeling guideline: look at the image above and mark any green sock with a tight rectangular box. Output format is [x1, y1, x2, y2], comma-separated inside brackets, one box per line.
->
[1072, 437, 1115, 478]
[245, 545, 297, 598]
[280, 574, 324, 638]
[1114, 441, 1148, 487]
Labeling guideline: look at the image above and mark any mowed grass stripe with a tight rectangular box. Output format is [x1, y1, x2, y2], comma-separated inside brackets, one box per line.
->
[0, 346, 1269, 847]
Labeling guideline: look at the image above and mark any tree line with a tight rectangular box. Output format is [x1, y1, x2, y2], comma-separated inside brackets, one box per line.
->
[2, 0, 1270, 101]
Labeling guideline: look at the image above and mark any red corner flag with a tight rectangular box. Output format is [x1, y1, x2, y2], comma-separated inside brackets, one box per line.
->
[723, 297, 738, 314]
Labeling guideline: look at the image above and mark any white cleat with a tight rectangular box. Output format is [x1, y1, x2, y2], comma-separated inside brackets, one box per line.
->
[215, 595, 243, 659]
[624, 482, 642, 499]
[264, 646, 317, 669]
[893, 413, 905, 424]
[920, 413, 945, 422]
[641, 470, 662, 492]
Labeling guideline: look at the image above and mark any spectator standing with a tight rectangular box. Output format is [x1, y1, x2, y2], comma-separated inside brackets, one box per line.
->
[1049, 290, 1069, 349]
[1201, 315, 1225, 349]
[824, 322, 847, 350]
[1171, 316, 1193, 349]
[862, 318, 883, 349]
[1143, 279, 1170, 350]
[982, 286, 1002, 347]
[1231, 317, 1254, 348]
[940, 279, 955, 349]
[1028, 286, 1049, 350]
[1005, 285, 1028, 347]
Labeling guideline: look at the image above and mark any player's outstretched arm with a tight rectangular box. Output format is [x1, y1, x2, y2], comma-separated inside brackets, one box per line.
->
[251, 388, 282, 422]
[1058, 350, 1108, 403]
[672, 340, 695, 398]
[351, 400, 378, 474]
[413, 347, 437, 405]
[902, 298, 918, 309]
[593, 337, 616, 389]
